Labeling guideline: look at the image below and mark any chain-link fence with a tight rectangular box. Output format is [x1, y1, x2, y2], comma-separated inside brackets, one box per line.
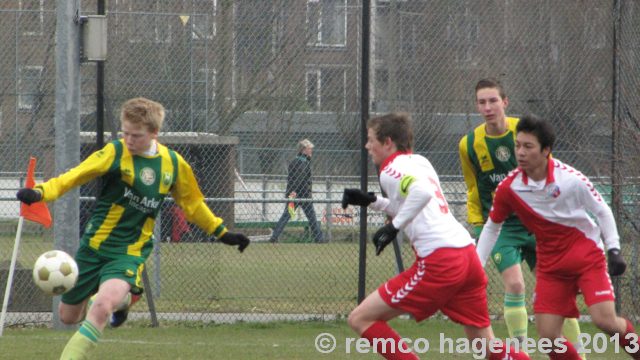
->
[0, 2, 58, 326]
[1, 0, 639, 326]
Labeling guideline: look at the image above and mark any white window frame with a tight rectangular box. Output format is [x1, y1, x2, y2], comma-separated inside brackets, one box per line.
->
[331, 67, 348, 112]
[584, 7, 606, 50]
[305, 69, 321, 110]
[20, 0, 44, 36]
[446, 8, 479, 67]
[116, 0, 145, 44]
[305, 67, 347, 112]
[155, 13, 172, 44]
[306, 0, 347, 47]
[373, 67, 388, 112]
[192, 0, 217, 40]
[18, 66, 43, 111]
[80, 63, 97, 116]
[197, 67, 217, 104]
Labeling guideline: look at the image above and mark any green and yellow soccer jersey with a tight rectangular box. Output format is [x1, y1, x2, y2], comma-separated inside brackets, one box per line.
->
[36, 139, 227, 258]
[459, 117, 523, 228]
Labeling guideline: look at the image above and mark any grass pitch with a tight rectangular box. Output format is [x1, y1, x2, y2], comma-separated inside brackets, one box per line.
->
[2, 319, 631, 359]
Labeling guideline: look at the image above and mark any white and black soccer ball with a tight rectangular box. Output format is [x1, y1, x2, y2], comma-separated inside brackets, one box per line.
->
[32, 250, 79, 296]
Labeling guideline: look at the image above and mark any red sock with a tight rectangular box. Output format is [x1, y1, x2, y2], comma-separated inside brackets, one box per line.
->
[619, 318, 640, 360]
[548, 339, 581, 360]
[488, 343, 531, 360]
[130, 294, 141, 308]
[360, 321, 419, 360]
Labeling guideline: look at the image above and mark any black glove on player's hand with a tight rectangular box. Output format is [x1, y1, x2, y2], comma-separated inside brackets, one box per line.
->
[342, 189, 376, 209]
[607, 248, 626, 276]
[218, 232, 250, 253]
[372, 223, 399, 256]
[16, 188, 42, 205]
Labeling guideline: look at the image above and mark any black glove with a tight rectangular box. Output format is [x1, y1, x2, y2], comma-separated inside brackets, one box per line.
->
[218, 232, 250, 253]
[607, 249, 627, 276]
[16, 188, 42, 205]
[342, 189, 376, 209]
[372, 223, 399, 256]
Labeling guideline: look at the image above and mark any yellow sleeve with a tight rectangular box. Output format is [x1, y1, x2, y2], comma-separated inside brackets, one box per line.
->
[36, 143, 116, 202]
[170, 152, 227, 238]
[458, 136, 484, 225]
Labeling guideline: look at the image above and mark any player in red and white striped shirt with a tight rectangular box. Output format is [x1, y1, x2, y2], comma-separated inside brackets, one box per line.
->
[477, 115, 638, 360]
[343, 113, 529, 360]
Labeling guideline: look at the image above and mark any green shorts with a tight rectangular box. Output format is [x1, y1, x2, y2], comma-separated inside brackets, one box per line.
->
[61, 246, 145, 305]
[490, 227, 536, 273]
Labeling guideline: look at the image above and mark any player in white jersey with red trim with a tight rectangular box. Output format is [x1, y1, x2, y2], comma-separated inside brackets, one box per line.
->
[477, 115, 639, 360]
[342, 113, 529, 360]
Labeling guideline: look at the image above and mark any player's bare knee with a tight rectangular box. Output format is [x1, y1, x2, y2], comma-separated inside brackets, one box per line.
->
[504, 279, 525, 294]
[347, 310, 360, 331]
[87, 299, 114, 320]
[592, 314, 619, 335]
[535, 325, 562, 340]
[348, 308, 372, 333]
[58, 308, 81, 325]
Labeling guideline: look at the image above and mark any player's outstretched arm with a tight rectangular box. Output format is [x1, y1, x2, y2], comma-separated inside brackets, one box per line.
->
[18, 143, 116, 204]
[575, 174, 626, 276]
[476, 218, 502, 267]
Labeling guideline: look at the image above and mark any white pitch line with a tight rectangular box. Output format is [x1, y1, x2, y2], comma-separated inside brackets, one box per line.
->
[2, 334, 307, 348]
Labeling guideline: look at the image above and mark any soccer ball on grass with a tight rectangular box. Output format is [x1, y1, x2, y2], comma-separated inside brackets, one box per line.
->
[32, 250, 79, 296]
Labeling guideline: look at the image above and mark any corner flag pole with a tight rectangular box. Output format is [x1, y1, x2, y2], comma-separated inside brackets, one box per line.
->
[0, 157, 51, 336]
[0, 215, 25, 337]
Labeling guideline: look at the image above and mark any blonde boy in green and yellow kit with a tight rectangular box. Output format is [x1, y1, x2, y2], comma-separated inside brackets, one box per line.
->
[459, 79, 585, 359]
[16, 97, 250, 360]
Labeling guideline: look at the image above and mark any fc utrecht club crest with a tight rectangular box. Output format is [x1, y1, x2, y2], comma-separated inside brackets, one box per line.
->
[547, 184, 561, 198]
[495, 146, 511, 162]
[140, 167, 156, 186]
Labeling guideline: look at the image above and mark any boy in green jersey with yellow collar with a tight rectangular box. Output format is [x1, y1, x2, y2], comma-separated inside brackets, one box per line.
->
[459, 79, 584, 358]
[17, 97, 250, 360]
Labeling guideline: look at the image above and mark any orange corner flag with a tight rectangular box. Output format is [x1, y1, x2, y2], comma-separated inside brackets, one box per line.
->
[20, 157, 52, 228]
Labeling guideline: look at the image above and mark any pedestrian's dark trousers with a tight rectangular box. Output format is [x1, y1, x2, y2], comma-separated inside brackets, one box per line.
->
[271, 201, 323, 242]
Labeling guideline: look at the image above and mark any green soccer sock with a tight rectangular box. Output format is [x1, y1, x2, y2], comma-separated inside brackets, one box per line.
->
[59, 320, 101, 360]
[504, 293, 528, 341]
[563, 317, 586, 359]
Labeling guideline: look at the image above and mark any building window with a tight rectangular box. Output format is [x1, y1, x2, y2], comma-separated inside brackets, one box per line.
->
[401, 22, 417, 58]
[306, 67, 346, 111]
[115, 0, 145, 43]
[195, 67, 217, 109]
[155, 14, 173, 43]
[307, 0, 347, 47]
[446, 8, 479, 66]
[235, 1, 275, 103]
[18, 66, 43, 111]
[20, 0, 44, 36]
[305, 70, 320, 110]
[373, 68, 388, 112]
[192, 0, 217, 41]
[373, 4, 389, 62]
[80, 63, 96, 117]
[584, 7, 607, 50]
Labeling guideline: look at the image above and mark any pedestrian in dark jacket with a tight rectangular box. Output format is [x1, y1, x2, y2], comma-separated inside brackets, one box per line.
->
[270, 139, 323, 243]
